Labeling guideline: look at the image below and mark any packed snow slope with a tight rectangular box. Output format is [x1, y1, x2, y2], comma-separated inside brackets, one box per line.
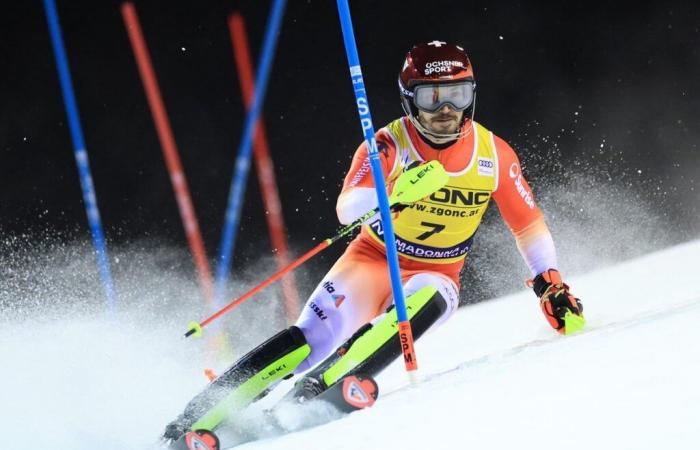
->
[237, 239, 700, 450]
[2, 239, 699, 450]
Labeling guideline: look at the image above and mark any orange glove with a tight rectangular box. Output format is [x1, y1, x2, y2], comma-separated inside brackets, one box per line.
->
[528, 269, 585, 335]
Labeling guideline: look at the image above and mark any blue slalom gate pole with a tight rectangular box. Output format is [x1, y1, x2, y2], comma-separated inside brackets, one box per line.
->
[43, 0, 117, 313]
[336, 0, 418, 373]
[216, 0, 287, 304]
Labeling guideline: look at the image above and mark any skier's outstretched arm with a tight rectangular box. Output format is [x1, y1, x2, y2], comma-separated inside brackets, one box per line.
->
[492, 136, 585, 334]
[336, 132, 401, 225]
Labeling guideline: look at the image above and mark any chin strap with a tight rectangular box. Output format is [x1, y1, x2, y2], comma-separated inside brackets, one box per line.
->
[411, 116, 472, 145]
[408, 100, 476, 146]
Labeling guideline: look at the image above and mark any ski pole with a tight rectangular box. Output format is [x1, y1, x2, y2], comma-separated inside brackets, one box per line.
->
[186, 207, 374, 338]
[184, 160, 448, 338]
[336, 0, 420, 377]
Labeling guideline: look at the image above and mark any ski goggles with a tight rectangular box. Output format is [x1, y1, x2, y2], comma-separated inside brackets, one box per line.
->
[412, 80, 475, 113]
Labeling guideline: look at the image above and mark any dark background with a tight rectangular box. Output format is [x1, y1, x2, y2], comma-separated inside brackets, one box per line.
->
[2, 1, 699, 304]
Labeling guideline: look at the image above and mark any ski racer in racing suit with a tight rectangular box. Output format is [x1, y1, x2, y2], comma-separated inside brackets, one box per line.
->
[163, 41, 585, 445]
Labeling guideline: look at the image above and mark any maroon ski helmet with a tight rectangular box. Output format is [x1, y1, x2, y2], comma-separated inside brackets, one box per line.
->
[398, 41, 476, 140]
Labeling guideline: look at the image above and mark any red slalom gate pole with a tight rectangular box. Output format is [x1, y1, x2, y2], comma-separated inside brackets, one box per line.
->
[121, 2, 214, 305]
[228, 12, 299, 322]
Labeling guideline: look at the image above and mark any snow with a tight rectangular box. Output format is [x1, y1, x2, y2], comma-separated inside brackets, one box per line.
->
[240, 239, 700, 450]
[2, 240, 699, 449]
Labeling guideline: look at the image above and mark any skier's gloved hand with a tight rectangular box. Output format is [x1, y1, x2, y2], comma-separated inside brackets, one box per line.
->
[391, 160, 448, 203]
[389, 162, 421, 217]
[527, 269, 585, 335]
[390, 202, 409, 214]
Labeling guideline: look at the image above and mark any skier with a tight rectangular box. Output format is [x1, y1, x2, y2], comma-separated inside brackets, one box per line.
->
[163, 41, 585, 445]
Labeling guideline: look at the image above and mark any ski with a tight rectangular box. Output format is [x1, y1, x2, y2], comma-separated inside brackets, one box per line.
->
[202, 374, 378, 448]
[320, 373, 379, 412]
[166, 373, 378, 449]
[169, 429, 221, 450]
[262, 373, 379, 433]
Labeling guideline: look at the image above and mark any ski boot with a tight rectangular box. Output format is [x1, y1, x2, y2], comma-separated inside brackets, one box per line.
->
[283, 284, 447, 408]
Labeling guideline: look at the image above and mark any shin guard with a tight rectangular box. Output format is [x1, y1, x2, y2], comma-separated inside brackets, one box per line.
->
[163, 326, 310, 442]
[290, 285, 446, 399]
